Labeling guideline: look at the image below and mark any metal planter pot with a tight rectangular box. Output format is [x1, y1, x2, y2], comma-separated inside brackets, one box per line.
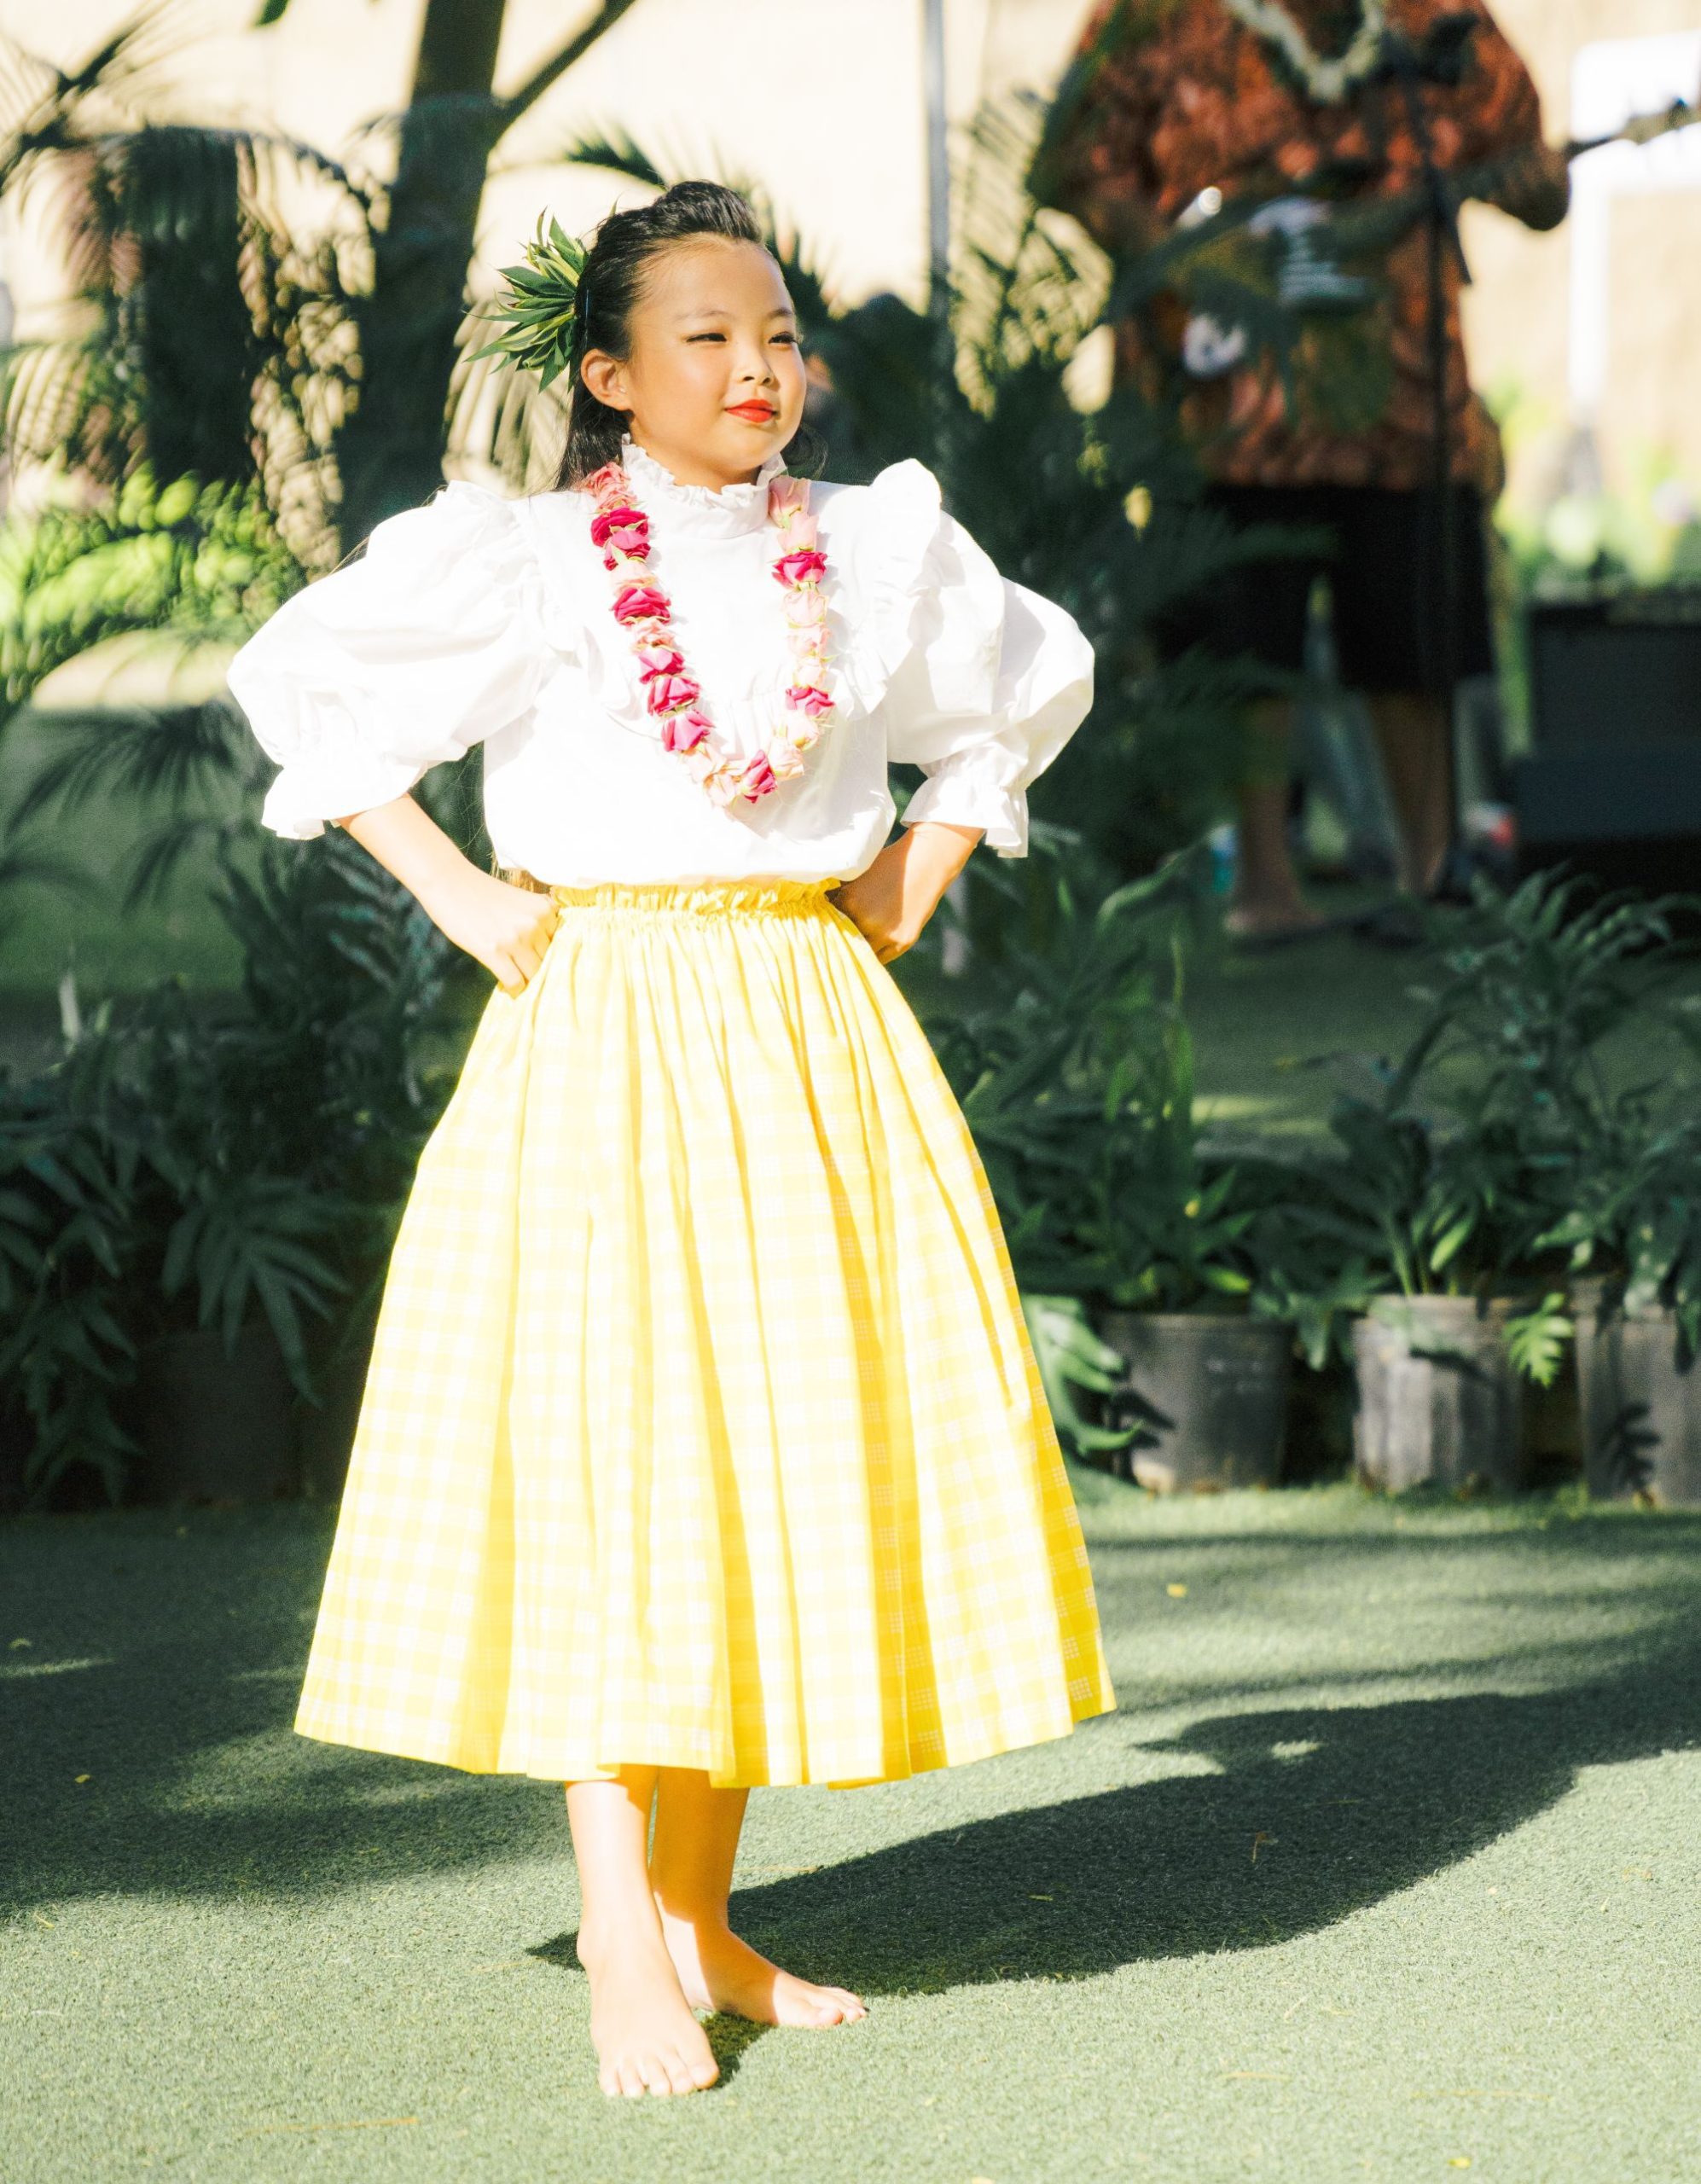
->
[1351, 1294, 1523, 1495]
[1094, 1307, 1292, 1491]
[129, 1321, 299, 1506]
[1573, 1278, 1701, 1507]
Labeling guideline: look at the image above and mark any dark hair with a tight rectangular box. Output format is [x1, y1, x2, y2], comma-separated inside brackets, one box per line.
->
[552, 179, 824, 490]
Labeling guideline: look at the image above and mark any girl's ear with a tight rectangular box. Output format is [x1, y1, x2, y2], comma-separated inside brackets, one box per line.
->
[578, 348, 629, 414]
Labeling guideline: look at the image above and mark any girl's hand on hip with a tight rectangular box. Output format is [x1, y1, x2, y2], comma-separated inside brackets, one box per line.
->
[827, 821, 982, 964]
[329, 797, 557, 994]
[427, 868, 560, 996]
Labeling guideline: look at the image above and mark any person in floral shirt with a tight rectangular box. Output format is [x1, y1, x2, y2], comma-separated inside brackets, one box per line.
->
[1033, 0, 1569, 941]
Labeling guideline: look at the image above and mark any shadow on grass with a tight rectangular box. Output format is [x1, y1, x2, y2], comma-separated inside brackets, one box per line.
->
[5, 1507, 1700, 2008]
[525, 1669, 1701, 2007]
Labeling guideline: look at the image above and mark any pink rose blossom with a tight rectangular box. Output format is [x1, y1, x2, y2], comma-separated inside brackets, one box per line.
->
[704, 766, 743, 809]
[765, 741, 806, 781]
[612, 580, 671, 625]
[662, 708, 712, 752]
[773, 549, 827, 586]
[636, 641, 685, 678]
[645, 671, 700, 715]
[786, 683, 833, 718]
[739, 752, 778, 798]
[583, 462, 625, 500]
[589, 504, 650, 558]
[679, 741, 717, 785]
[784, 588, 827, 630]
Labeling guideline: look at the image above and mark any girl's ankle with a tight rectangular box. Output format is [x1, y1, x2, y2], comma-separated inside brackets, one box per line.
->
[651, 1890, 729, 1934]
[577, 1905, 661, 1966]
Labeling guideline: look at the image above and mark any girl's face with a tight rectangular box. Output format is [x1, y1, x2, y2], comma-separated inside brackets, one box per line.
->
[578, 236, 806, 492]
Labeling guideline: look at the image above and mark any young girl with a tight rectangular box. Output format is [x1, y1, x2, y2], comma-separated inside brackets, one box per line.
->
[227, 180, 1117, 2101]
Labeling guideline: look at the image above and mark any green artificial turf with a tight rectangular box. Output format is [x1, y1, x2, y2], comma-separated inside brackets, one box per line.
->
[4, 1481, 1698, 2182]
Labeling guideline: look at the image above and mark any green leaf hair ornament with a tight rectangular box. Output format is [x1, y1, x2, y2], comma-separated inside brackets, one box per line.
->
[467, 213, 589, 391]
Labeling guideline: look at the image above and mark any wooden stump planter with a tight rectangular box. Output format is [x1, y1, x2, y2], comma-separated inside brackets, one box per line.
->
[1573, 1277, 1701, 1507]
[1094, 1305, 1292, 1491]
[1351, 1295, 1524, 1495]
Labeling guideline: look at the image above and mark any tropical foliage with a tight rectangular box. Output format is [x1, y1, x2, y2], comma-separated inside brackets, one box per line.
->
[0, 824, 456, 1502]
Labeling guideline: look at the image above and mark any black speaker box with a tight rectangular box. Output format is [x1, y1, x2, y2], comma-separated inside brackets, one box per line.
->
[1513, 590, 1701, 892]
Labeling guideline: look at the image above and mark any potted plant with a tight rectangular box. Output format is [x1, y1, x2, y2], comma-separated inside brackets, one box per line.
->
[1270, 868, 1700, 1495]
[0, 827, 457, 1508]
[1537, 1109, 1701, 1507]
[931, 847, 1293, 1490]
[0, 975, 350, 1507]
[1265, 1084, 1568, 1495]
[1074, 992, 1293, 1495]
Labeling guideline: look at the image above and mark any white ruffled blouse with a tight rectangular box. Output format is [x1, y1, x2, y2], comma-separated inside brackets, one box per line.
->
[226, 433, 1094, 886]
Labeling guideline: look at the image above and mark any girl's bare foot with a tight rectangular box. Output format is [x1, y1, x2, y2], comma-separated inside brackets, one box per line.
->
[576, 1916, 722, 2097]
[655, 1902, 868, 2027]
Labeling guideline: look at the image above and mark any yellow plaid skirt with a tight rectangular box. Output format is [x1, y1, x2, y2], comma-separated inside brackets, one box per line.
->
[293, 874, 1117, 1788]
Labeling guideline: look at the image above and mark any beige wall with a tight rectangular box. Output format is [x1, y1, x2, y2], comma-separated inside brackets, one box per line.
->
[1454, 0, 1701, 511]
[3, 0, 1697, 513]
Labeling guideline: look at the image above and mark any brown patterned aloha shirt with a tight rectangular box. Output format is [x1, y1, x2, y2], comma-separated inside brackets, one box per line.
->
[1035, 0, 1552, 492]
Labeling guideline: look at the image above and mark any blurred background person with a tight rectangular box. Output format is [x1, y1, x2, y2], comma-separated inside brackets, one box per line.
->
[1033, 0, 1571, 944]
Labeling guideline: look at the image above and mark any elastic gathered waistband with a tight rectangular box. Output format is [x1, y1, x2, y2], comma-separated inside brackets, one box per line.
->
[543, 876, 845, 918]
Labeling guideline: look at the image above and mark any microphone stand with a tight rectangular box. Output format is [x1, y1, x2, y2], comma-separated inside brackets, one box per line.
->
[1376, 14, 1479, 906]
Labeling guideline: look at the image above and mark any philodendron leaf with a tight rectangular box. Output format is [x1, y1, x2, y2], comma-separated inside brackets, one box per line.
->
[1503, 1292, 1574, 1386]
[1020, 1292, 1141, 1458]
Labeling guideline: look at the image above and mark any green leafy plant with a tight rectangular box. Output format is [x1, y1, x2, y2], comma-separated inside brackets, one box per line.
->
[0, 1042, 143, 1496]
[1503, 1292, 1576, 1386]
[1536, 1110, 1701, 1365]
[927, 842, 1282, 1316]
[1019, 1292, 1145, 1464]
[1264, 868, 1701, 1380]
[0, 828, 456, 1507]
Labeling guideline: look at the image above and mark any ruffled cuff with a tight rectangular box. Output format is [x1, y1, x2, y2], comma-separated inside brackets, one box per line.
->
[257, 746, 434, 841]
[900, 746, 1030, 856]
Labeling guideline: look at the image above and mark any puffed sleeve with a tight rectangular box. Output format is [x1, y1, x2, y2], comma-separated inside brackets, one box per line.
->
[225, 479, 551, 840]
[858, 461, 1094, 858]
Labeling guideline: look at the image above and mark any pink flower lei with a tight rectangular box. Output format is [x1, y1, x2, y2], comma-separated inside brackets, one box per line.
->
[582, 456, 833, 808]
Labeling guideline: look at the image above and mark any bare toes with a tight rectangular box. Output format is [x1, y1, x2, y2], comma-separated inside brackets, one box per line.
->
[617, 2059, 645, 2099]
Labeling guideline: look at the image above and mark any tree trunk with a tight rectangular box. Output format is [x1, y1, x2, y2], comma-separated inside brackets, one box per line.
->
[335, 0, 509, 552]
[334, 0, 645, 555]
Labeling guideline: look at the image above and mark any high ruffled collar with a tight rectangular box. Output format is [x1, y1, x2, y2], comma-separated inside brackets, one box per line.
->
[617, 432, 789, 538]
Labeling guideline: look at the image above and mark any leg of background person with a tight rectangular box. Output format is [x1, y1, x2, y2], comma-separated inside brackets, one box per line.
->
[648, 1765, 868, 2027]
[1365, 689, 1452, 897]
[566, 1769, 722, 2097]
[1227, 694, 1329, 939]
